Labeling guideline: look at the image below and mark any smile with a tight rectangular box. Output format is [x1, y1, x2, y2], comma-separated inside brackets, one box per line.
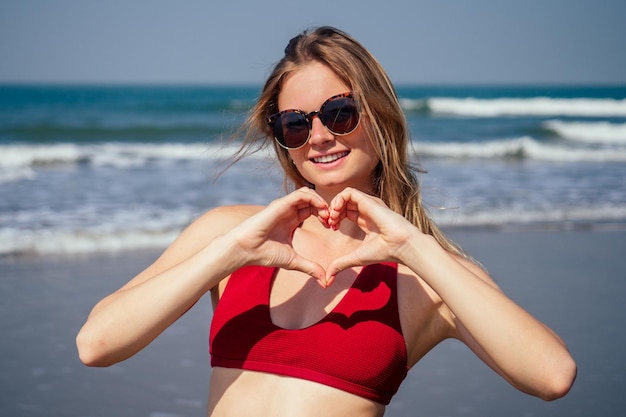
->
[311, 151, 349, 164]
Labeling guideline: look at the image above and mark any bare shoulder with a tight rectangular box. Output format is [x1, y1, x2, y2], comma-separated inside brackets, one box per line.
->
[191, 204, 264, 233]
[155, 204, 264, 264]
[120, 204, 264, 290]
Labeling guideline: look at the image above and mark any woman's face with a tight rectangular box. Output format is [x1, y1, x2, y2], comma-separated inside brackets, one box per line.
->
[277, 61, 379, 194]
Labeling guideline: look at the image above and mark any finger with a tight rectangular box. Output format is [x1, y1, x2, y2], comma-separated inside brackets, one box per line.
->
[292, 188, 330, 223]
[286, 200, 328, 231]
[288, 256, 328, 288]
[294, 187, 328, 208]
[329, 188, 365, 220]
[266, 191, 329, 230]
[328, 194, 350, 229]
[331, 188, 393, 230]
[291, 205, 330, 231]
[329, 198, 368, 231]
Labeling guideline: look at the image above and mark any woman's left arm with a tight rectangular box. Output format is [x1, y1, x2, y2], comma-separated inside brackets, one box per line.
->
[402, 235, 576, 400]
[326, 188, 577, 400]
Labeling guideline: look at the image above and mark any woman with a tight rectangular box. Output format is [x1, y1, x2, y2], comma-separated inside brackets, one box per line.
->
[76, 27, 576, 416]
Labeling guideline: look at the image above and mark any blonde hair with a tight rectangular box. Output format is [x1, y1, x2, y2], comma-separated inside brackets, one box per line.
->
[232, 26, 464, 257]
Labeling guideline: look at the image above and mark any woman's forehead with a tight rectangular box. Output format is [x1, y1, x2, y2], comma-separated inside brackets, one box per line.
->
[277, 63, 350, 111]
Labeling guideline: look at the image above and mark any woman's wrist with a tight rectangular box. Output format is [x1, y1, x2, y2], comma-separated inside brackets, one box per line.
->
[213, 233, 248, 269]
[394, 229, 441, 270]
[193, 233, 249, 292]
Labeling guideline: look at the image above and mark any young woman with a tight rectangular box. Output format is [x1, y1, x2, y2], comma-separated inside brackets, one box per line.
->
[77, 27, 576, 416]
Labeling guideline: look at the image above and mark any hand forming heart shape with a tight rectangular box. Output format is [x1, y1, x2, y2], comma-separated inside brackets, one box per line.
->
[228, 187, 416, 288]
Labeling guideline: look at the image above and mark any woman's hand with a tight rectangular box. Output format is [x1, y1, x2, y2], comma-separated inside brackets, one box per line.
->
[325, 187, 417, 282]
[226, 187, 331, 284]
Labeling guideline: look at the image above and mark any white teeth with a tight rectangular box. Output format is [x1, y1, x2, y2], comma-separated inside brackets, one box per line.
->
[313, 151, 349, 163]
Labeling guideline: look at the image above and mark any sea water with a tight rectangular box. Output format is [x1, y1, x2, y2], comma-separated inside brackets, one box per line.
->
[1, 84, 626, 256]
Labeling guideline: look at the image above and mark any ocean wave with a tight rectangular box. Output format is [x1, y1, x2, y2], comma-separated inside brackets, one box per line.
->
[431, 203, 626, 229]
[0, 227, 179, 256]
[399, 98, 429, 113]
[2, 136, 624, 185]
[0, 142, 258, 182]
[0, 205, 194, 256]
[543, 120, 626, 144]
[3, 203, 625, 256]
[415, 136, 626, 162]
[412, 97, 626, 117]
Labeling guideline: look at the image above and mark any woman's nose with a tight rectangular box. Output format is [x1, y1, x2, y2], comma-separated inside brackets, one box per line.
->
[308, 116, 334, 146]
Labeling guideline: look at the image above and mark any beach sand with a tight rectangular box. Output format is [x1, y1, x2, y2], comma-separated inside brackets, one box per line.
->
[1, 229, 625, 417]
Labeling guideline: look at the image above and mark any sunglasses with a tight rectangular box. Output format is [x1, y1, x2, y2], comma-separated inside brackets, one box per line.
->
[267, 92, 360, 149]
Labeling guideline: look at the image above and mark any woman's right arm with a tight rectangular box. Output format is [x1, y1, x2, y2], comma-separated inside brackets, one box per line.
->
[75, 205, 257, 367]
[76, 188, 330, 367]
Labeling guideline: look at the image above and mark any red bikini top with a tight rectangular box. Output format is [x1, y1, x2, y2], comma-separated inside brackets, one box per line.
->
[209, 263, 408, 405]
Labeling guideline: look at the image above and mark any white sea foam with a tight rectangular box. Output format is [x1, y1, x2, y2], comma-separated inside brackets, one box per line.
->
[543, 120, 626, 144]
[0, 166, 35, 184]
[4, 136, 622, 186]
[431, 203, 626, 229]
[0, 142, 266, 182]
[0, 143, 84, 168]
[421, 97, 626, 117]
[0, 143, 219, 169]
[415, 137, 626, 162]
[399, 98, 428, 111]
[3, 202, 625, 256]
[0, 205, 196, 256]
[0, 228, 179, 256]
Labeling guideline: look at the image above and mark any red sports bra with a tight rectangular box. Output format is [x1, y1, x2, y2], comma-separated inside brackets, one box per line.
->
[209, 263, 408, 405]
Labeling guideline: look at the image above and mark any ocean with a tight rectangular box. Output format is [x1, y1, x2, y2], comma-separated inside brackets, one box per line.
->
[1, 84, 626, 256]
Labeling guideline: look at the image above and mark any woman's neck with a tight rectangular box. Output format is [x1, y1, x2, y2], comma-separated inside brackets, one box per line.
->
[300, 210, 365, 243]
[312, 182, 374, 205]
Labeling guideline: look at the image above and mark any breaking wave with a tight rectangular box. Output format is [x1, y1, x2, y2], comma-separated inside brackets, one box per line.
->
[401, 97, 626, 117]
[0, 142, 264, 183]
[543, 120, 626, 144]
[415, 136, 626, 162]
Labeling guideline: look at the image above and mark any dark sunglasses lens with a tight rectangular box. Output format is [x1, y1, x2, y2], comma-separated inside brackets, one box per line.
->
[321, 97, 359, 134]
[273, 112, 309, 148]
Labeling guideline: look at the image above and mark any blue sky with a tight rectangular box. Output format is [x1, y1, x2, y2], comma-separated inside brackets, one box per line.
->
[1, 0, 625, 85]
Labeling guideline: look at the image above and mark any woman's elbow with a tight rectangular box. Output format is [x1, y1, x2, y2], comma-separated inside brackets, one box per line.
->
[537, 355, 577, 401]
[75, 327, 116, 367]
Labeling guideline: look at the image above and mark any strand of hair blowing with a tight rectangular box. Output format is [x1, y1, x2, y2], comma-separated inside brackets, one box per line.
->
[229, 26, 467, 259]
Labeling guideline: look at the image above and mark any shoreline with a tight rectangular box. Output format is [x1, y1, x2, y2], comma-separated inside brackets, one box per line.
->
[3, 220, 626, 261]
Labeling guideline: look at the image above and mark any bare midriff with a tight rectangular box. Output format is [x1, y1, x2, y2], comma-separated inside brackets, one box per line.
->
[207, 367, 385, 417]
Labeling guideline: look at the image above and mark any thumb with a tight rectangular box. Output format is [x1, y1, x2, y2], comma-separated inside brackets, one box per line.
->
[289, 255, 328, 288]
[325, 254, 363, 287]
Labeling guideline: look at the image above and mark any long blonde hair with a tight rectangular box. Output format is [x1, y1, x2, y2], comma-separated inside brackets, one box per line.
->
[232, 26, 464, 257]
